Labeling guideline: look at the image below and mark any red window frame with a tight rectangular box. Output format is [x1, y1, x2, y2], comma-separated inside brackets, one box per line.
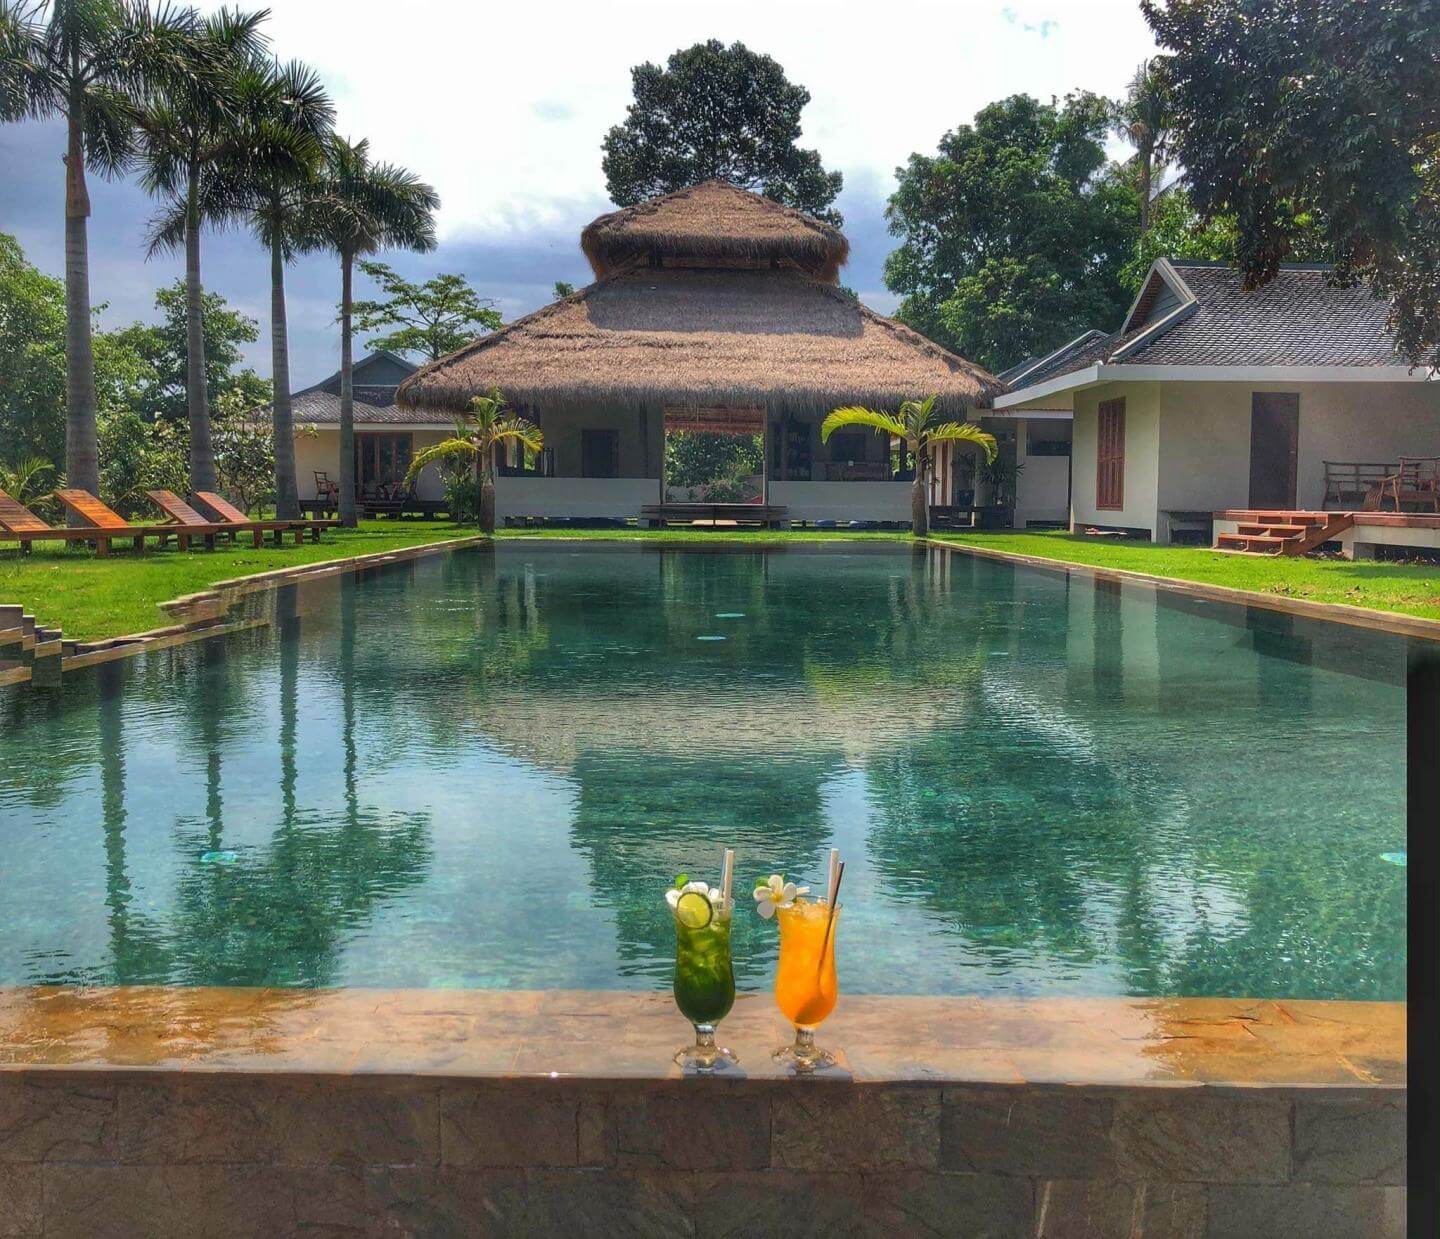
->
[1096, 399, 1125, 511]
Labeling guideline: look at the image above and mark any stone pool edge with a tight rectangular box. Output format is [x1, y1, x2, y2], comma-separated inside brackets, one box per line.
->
[0, 534, 490, 688]
[0, 990, 1405, 1236]
[925, 535, 1440, 642]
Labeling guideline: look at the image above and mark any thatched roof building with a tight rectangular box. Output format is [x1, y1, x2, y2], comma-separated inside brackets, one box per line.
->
[397, 180, 999, 417]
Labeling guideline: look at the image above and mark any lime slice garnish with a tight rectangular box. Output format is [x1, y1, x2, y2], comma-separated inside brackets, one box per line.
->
[674, 890, 713, 929]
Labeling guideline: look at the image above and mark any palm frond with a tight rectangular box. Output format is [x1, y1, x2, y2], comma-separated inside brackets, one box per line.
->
[488, 417, 543, 454]
[925, 421, 998, 462]
[820, 406, 906, 442]
[405, 437, 477, 485]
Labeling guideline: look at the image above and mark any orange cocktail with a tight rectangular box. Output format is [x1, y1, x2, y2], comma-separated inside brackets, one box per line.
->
[773, 900, 839, 1069]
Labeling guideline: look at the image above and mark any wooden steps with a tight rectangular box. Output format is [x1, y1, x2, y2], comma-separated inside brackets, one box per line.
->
[1214, 510, 1355, 556]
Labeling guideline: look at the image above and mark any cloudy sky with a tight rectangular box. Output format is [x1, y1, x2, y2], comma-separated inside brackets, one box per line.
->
[0, 0, 1158, 388]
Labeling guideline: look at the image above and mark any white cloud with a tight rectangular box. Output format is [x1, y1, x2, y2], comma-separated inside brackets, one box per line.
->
[200, 0, 1159, 239]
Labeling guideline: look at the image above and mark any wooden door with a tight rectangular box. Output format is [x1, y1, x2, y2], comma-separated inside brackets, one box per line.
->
[581, 428, 619, 478]
[1096, 399, 1125, 511]
[1248, 393, 1299, 508]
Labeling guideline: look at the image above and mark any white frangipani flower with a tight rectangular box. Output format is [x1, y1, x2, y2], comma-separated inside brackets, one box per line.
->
[753, 874, 808, 919]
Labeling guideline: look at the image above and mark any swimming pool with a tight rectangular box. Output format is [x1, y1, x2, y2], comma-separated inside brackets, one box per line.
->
[0, 543, 1408, 999]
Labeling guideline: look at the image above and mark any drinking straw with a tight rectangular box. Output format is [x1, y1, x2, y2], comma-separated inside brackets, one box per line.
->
[826, 848, 840, 906]
[818, 860, 845, 973]
[720, 848, 735, 913]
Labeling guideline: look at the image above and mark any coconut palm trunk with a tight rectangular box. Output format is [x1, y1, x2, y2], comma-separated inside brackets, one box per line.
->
[911, 451, 929, 539]
[269, 227, 300, 520]
[338, 250, 357, 526]
[63, 101, 99, 510]
[479, 454, 496, 534]
[184, 165, 217, 491]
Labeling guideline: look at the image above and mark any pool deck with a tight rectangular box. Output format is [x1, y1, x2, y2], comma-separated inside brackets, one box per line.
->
[0, 988, 1406, 1236]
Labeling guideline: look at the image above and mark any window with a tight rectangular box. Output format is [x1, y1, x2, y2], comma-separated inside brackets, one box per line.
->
[355, 434, 412, 494]
[1096, 399, 1125, 510]
[581, 428, 620, 478]
[828, 432, 867, 463]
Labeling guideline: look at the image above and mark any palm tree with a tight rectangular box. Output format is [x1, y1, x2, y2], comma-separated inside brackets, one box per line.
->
[306, 135, 438, 526]
[133, 6, 267, 493]
[404, 388, 541, 533]
[220, 56, 332, 518]
[1112, 57, 1173, 236]
[820, 395, 996, 538]
[0, 0, 200, 507]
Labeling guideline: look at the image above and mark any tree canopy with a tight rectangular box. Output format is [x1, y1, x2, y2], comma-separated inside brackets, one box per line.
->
[111, 280, 267, 424]
[1144, 0, 1440, 368]
[601, 39, 843, 224]
[354, 261, 501, 361]
[883, 93, 1140, 373]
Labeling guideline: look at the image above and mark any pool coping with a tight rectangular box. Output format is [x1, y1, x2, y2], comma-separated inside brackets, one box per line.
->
[0, 987, 1404, 1092]
[0, 533, 489, 687]
[925, 535, 1440, 641]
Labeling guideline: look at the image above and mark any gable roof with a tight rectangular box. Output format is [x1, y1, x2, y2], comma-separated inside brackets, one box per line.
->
[999, 260, 1412, 407]
[294, 350, 419, 404]
[580, 180, 849, 283]
[291, 389, 448, 426]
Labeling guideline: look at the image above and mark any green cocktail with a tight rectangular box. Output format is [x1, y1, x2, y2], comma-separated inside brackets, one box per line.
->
[670, 886, 738, 1071]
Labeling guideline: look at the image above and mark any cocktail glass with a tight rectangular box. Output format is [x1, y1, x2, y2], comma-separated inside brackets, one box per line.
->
[673, 900, 738, 1072]
[772, 900, 839, 1071]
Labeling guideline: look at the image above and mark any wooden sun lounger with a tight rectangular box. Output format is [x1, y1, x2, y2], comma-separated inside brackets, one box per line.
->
[193, 492, 338, 542]
[54, 489, 217, 553]
[146, 488, 295, 549]
[0, 489, 134, 555]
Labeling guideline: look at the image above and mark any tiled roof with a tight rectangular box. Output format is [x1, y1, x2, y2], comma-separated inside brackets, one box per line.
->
[292, 390, 448, 426]
[1007, 262, 1403, 392]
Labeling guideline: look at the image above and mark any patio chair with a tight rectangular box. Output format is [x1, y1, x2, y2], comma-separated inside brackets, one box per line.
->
[193, 491, 338, 543]
[54, 489, 217, 552]
[1369, 457, 1440, 513]
[0, 489, 135, 556]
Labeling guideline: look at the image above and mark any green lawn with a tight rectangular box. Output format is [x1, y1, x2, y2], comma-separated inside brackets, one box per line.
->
[6, 520, 1438, 643]
[930, 529, 1440, 622]
[0, 520, 477, 641]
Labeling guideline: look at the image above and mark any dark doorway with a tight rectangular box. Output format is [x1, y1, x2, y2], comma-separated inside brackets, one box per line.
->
[1248, 393, 1299, 508]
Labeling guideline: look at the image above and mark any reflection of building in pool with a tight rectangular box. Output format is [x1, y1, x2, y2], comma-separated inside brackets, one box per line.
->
[393, 181, 1013, 527]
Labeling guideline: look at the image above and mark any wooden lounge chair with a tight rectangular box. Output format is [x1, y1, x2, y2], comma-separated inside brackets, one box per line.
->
[0, 489, 136, 556]
[54, 489, 214, 552]
[193, 491, 338, 542]
[145, 490, 258, 548]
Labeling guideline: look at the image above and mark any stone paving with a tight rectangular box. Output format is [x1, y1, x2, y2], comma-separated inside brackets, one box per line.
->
[0, 988, 1407, 1237]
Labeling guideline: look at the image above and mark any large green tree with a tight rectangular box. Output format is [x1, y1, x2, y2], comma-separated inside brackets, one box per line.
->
[353, 261, 500, 361]
[306, 136, 438, 526]
[109, 279, 265, 424]
[1143, 0, 1440, 368]
[884, 94, 1140, 373]
[0, 231, 150, 470]
[133, 5, 267, 491]
[0, 0, 202, 503]
[601, 39, 843, 223]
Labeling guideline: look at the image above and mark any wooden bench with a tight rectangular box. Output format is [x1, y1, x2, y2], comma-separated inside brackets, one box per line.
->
[639, 503, 789, 529]
[1322, 461, 1397, 509]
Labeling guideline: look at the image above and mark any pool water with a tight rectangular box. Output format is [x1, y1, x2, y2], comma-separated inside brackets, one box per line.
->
[0, 544, 1408, 999]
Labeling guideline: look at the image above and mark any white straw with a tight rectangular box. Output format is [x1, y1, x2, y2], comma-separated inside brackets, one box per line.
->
[827, 848, 840, 906]
[720, 848, 735, 913]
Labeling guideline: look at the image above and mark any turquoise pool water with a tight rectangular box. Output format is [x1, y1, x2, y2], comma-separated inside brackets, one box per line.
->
[0, 544, 1408, 999]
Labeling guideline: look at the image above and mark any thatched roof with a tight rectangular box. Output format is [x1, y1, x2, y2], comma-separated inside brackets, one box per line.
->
[397, 266, 1001, 417]
[581, 180, 849, 282]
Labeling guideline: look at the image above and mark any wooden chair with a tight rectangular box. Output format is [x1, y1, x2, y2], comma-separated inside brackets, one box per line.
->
[54, 489, 211, 552]
[0, 489, 130, 555]
[1370, 457, 1440, 512]
[314, 471, 339, 499]
[193, 491, 337, 543]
